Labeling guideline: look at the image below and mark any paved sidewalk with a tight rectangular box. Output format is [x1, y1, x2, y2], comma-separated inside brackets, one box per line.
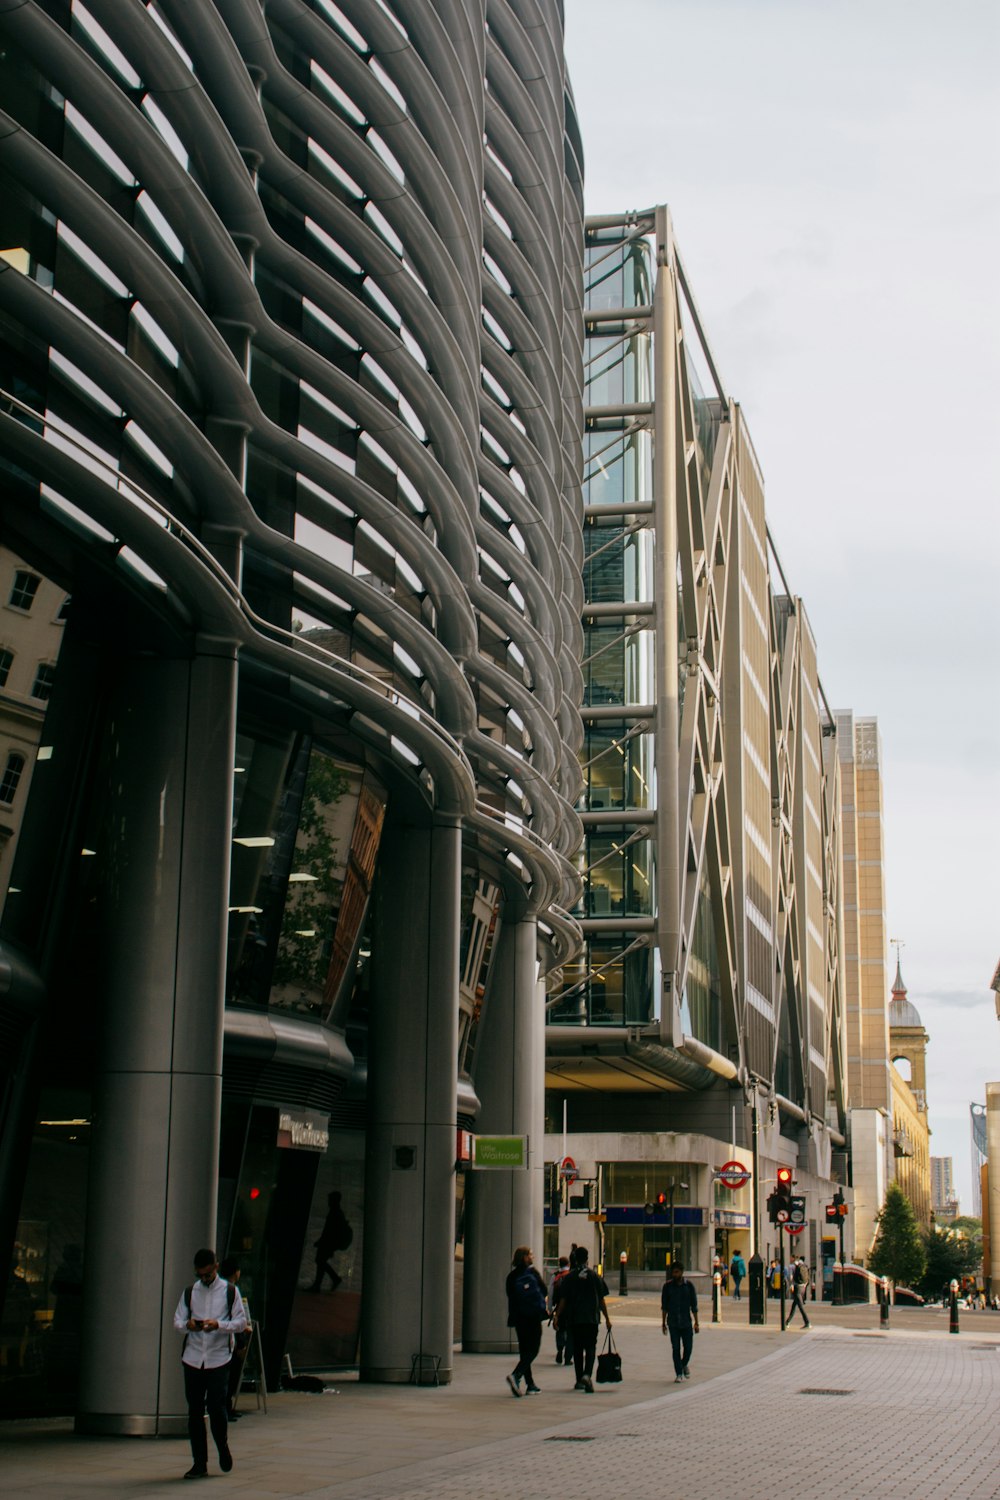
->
[3, 1299, 999, 1498]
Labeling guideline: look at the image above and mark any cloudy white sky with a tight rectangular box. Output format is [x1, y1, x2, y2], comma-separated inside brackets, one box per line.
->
[565, 0, 1000, 1208]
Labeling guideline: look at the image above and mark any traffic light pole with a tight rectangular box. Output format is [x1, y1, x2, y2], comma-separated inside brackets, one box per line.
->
[837, 1212, 845, 1305]
[779, 1226, 787, 1332]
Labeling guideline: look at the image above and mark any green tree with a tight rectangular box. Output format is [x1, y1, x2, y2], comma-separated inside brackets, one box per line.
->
[868, 1182, 926, 1290]
[919, 1224, 980, 1299]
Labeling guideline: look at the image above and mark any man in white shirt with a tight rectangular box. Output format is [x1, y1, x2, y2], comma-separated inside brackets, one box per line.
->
[173, 1248, 247, 1480]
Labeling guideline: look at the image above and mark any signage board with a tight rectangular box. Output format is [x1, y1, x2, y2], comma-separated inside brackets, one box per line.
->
[716, 1160, 750, 1191]
[471, 1134, 528, 1169]
[277, 1109, 329, 1152]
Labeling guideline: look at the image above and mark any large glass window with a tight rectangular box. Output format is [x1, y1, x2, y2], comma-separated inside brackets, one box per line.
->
[547, 934, 652, 1026]
[226, 729, 386, 1025]
[0, 752, 25, 804]
[680, 883, 722, 1052]
[584, 829, 653, 918]
[9, 570, 40, 612]
[581, 722, 653, 812]
[30, 664, 56, 702]
[604, 1224, 700, 1275]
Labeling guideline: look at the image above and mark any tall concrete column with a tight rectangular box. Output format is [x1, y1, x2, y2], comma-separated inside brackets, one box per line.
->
[986, 1084, 1000, 1291]
[361, 816, 461, 1383]
[76, 639, 237, 1436]
[463, 914, 543, 1352]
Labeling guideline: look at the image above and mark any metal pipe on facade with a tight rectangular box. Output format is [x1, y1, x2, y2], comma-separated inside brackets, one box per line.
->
[678, 1034, 739, 1081]
[653, 205, 681, 1048]
[775, 1093, 809, 1123]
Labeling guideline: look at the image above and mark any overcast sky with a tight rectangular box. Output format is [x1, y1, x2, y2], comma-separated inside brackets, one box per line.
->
[565, 0, 1000, 1209]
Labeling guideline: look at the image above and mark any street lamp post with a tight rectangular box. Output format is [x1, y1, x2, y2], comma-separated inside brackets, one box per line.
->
[668, 1175, 688, 1268]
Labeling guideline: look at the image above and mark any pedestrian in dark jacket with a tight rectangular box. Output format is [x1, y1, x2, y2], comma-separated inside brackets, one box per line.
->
[730, 1252, 746, 1300]
[504, 1246, 548, 1396]
[554, 1246, 611, 1393]
[661, 1261, 699, 1382]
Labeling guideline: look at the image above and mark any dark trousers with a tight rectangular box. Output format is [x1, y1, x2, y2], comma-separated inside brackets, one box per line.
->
[512, 1318, 542, 1385]
[571, 1323, 598, 1382]
[788, 1288, 810, 1326]
[183, 1361, 230, 1468]
[555, 1321, 573, 1361]
[668, 1322, 693, 1375]
[732, 1276, 743, 1300]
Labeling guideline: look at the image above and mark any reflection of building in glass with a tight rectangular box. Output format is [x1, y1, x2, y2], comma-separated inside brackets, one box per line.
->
[544, 209, 855, 1283]
[972, 1101, 988, 1217]
[0, 2, 583, 1424]
[0, 550, 69, 897]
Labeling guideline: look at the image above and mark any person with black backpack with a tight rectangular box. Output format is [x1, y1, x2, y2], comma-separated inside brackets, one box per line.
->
[172, 1248, 247, 1480]
[504, 1245, 548, 1395]
[789, 1256, 812, 1328]
[553, 1246, 611, 1393]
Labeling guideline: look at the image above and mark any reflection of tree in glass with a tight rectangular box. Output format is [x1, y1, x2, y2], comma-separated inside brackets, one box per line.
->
[272, 756, 349, 1003]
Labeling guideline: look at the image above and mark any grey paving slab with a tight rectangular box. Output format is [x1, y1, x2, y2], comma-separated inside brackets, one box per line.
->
[2, 1299, 999, 1499]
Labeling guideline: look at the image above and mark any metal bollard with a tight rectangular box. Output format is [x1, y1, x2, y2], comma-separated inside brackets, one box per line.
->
[880, 1276, 890, 1329]
[949, 1279, 960, 1334]
[712, 1271, 722, 1324]
[618, 1251, 628, 1297]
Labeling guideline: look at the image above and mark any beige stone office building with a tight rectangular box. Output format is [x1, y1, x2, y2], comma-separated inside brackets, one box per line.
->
[836, 713, 892, 1256]
[888, 963, 931, 1228]
[544, 208, 853, 1292]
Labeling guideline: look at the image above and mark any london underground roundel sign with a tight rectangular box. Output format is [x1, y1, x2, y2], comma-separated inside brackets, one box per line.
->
[717, 1160, 750, 1191]
[785, 1222, 805, 1235]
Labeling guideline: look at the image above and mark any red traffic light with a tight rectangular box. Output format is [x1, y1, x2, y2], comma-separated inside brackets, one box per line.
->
[776, 1165, 793, 1187]
[656, 1191, 667, 1209]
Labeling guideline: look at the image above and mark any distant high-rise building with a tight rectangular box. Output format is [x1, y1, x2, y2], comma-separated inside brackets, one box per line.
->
[931, 1156, 958, 1220]
[837, 714, 893, 1254]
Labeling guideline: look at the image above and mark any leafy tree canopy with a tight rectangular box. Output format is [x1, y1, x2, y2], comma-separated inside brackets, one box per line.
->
[919, 1224, 981, 1298]
[868, 1182, 927, 1288]
[950, 1216, 983, 1242]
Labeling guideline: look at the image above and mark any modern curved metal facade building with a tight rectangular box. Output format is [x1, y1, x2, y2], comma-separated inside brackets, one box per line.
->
[0, 0, 584, 1424]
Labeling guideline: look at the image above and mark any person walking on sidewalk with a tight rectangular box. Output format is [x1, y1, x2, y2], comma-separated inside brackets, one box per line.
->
[173, 1248, 247, 1481]
[730, 1251, 746, 1301]
[661, 1260, 699, 1382]
[505, 1246, 548, 1396]
[548, 1255, 573, 1365]
[554, 1246, 611, 1393]
[788, 1256, 812, 1328]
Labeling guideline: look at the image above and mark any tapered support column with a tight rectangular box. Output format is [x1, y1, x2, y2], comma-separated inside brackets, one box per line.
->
[463, 915, 543, 1352]
[361, 817, 461, 1383]
[76, 641, 237, 1436]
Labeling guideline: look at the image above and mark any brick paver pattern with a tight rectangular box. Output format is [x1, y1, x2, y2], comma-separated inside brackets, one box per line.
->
[323, 1332, 1000, 1500]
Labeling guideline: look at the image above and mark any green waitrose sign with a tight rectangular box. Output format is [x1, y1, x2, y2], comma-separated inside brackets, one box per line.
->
[471, 1135, 528, 1169]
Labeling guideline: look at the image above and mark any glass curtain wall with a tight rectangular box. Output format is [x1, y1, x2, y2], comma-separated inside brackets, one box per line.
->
[549, 234, 656, 1026]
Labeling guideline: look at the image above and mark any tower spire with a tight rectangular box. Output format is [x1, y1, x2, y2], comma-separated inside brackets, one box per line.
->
[890, 936, 906, 997]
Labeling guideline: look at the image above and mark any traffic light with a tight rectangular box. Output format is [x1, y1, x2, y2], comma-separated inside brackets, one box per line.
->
[768, 1165, 793, 1224]
[789, 1194, 806, 1225]
[655, 1190, 668, 1215]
